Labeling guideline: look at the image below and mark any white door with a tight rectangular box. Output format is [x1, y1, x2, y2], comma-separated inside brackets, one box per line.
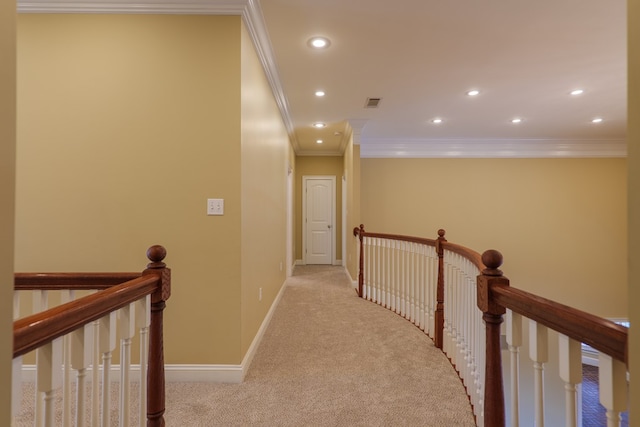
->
[304, 178, 334, 265]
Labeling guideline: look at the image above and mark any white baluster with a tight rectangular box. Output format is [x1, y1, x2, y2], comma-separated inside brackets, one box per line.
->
[506, 310, 522, 427]
[12, 290, 21, 424]
[61, 290, 73, 427]
[390, 240, 397, 312]
[34, 290, 48, 427]
[37, 338, 63, 427]
[71, 322, 94, 427]
[529, 320, 548, 427]
[598, 353, 627, 427]
[418, 244, 425, 331]
[119, 304, 136, 427]
[92, 317, 101, 427]
[409, 243, 419, 324]
[136, 295, 151, 427]
[99, 312, 117, 427]
[12, 357, 22, 423]
[364, 237, 370, 300]
[558, 334, 581, 427]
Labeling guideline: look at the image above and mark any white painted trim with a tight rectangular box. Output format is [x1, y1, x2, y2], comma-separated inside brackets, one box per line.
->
[343, 265, 358, 289]
[341, 175, 347, 268]
[302, 176, 337, 266]
[238, 277, 288, 380]
[286, 163, 294, 277]
[295, 259, 304, 266]
[360, 138, 627, 158]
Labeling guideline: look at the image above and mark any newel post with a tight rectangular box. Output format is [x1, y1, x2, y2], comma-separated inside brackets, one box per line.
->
[353, 224, 365, 297]
[434, 229, 446, 349]
[143, 245, 171, 427]
[477, 250, 508, 427]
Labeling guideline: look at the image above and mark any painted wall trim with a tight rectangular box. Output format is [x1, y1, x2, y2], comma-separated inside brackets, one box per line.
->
[238, 276, 288, 380]
[360, 138, 627, 158]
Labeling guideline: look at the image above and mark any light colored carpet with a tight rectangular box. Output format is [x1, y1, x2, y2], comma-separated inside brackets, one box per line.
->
[15, 265, 477, 426]
[164, 265, 476, 426]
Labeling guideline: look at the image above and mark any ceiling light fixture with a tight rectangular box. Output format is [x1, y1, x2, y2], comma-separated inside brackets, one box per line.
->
[466, 90, 480, 96]
[308, 37, 331, 49]
[315, 90, 326, 97]
[431, 118, 443, 124]
[592, 117, 603, 123]
[316, 139, 323, 144]
[570, 89, 584, 96]
[312, 122, 326, 128]
[511, 118, 523, 124]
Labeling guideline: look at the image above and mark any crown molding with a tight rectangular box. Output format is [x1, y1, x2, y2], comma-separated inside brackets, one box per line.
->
[360, 138, 627, 159]
[17, 0, 299, 152]
[296, 150, 344, 157]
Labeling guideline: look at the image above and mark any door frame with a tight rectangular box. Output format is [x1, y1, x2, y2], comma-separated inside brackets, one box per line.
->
[302, 175, 336, 265]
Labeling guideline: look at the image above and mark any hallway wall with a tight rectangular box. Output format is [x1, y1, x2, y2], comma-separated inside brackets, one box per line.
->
[0, 0, 16, 423]
[16, 14, 290, 366]
[361, 157, 627, 317]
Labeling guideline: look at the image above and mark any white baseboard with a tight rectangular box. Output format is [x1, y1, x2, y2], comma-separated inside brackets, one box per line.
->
[343, 266, 358, 289]
[18, 279, 289, 385]
[295, 259, 304, 265]
[238, 278, 288, 381]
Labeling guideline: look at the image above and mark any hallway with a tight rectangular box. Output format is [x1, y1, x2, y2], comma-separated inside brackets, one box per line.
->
[164, 265, 475, 426]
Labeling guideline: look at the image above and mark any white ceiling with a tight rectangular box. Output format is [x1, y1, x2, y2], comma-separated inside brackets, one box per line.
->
[19, 0, 627, 158]
[260, 0, 627, 157]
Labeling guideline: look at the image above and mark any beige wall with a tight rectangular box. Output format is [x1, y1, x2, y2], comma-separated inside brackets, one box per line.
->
[361, 158, 627, 317]
[16, 14, 258, 365]
[239, 23, 289, 356]
[294, 156, 343, 262]
[629, 1, 639, 424]
[0, 1, 16, 423]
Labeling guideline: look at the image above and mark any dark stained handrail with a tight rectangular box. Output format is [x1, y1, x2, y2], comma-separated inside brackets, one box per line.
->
[12, 245, 171, 427]
[14, 272, 141, 290]
[13, 275, 159, 357]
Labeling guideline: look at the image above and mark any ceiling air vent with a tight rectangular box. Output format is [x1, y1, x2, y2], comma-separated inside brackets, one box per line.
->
[365, 97, 382, 108]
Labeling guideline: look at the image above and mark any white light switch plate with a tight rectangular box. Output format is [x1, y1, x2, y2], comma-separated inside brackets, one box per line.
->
[207, 199, 224, 215]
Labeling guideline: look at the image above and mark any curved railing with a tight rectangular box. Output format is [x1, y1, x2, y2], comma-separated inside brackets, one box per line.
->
[354, 225, 628, 427]
[13, 245, 171, 427]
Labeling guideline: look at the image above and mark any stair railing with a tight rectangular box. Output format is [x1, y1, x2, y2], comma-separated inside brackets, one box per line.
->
[354, 225, 629, 427]
[13, 245, 171, 427]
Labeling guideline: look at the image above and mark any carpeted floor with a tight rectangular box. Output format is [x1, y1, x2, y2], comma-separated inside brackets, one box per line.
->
[162, 265, 476, 426]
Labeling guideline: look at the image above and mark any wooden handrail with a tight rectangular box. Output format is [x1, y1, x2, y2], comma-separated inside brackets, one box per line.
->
[13, 275, 159, 358]
[492, 279, 628, 364]
[441, 241, 483, 271]
[14, 272, 141, 290]
[478, 249, 629, 427]
[353, 227, 438, 247]
[12, 244, 171, 426]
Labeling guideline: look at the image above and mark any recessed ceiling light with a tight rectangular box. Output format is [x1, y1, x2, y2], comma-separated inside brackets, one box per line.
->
[570, 89, 584, 96]
[592, 117, 603, 123]
[312, 122, 326, 128]
[308, 37, 331, 49]
[466, 90, 480, 97]
[316, 139, 323, 144]
[511, 118, 523, 124]
[315, 90, 326, 97]
[431, 118, 443, 124]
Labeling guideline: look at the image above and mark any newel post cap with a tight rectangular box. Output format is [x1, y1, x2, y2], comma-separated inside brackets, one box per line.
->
[482, 249, 503, 276]
[146, 245, 167, 269]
